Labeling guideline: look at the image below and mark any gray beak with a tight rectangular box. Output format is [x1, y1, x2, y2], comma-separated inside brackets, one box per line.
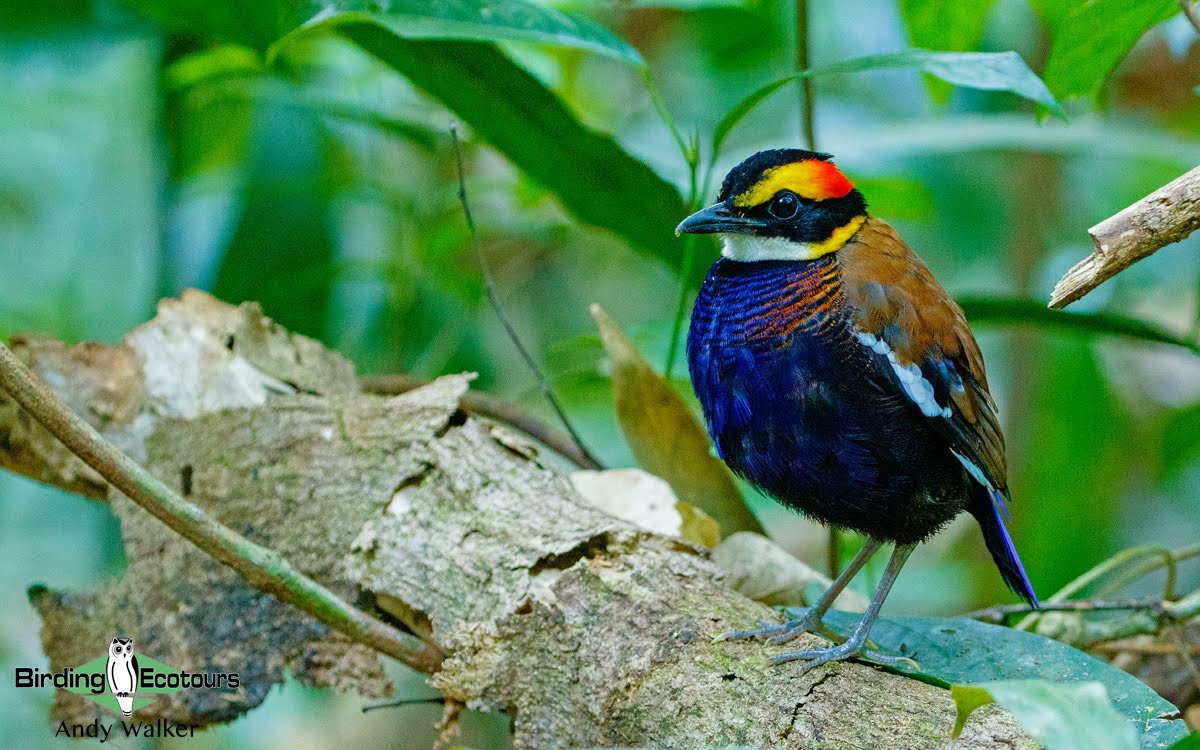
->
[675, 202, 766, 236]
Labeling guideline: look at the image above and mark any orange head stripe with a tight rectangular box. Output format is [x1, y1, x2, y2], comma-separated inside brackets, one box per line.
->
[734, 160, 854, 207]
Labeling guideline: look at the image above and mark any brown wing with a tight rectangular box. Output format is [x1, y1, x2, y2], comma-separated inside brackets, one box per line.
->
[838, 218, 1008, 491]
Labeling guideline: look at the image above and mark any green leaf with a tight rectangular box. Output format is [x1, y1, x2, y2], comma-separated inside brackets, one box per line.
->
[1028, 0, 1076, 33]
[899, 0, 997, 52]
[813, 50, 1063, 117]
[336, 29, 692, 280]
[125, 0, 642, 63]
[272, 0, 643, 65]
[1160, 402, 1200, 481]
[845, 114, 1200, 164]
[591, 304, 763, 538]
[952, 680, 1137, 749]
[713, 50, 1063, 158]
[609, 0, 752, 7]
[186, 76, 441, 153]
[0, 0, 92, 26]
[786, 610, 1190, 748]
[162, 44, 263, 93]
[211, 97, 339, 339]
[121, 0, 296, 51]
[129, 0, 699, 282]
[1042, 0, 1180, 101]
[956, 296, 1200, 355]
[1167, 732, 1200, 750]
[897, 0, 997, 103]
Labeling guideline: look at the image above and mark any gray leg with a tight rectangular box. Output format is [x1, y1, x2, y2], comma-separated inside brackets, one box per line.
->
[773, 543, 916, 671]
[716, 537, 885, 645]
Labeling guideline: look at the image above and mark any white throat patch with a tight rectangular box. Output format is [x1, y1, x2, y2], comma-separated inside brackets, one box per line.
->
[721, 234, 821, 262]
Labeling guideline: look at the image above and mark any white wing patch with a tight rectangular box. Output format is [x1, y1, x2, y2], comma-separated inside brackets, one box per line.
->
[854, 331, 952, 419]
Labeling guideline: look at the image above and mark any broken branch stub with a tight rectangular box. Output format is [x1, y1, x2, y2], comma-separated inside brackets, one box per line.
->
[1050, 165, 1200, 309]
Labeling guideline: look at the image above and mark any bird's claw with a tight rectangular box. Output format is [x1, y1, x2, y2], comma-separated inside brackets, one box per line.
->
[715, 613, 830, 645]
[766, 623, 847, 646]
[772, 641, 919, 673]
[713, 620, 787, 643]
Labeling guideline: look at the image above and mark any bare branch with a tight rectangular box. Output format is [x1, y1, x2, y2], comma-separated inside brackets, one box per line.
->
[1049, 165, 1200, 309]
[967, 597, 1166, 625]
[1091, 639, 1200, 656]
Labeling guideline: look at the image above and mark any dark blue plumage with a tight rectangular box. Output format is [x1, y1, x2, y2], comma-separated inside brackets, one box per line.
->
[687, 255, 968, 546]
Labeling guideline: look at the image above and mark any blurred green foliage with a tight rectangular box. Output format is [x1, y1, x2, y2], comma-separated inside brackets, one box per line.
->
[2, 0, 1199, 747]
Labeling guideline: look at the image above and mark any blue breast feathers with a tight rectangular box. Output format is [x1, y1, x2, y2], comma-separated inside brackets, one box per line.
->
[686, 255, 970, 543]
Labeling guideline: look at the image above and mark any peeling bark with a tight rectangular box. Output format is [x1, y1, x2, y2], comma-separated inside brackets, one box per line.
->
[0, 291, 1035, 748]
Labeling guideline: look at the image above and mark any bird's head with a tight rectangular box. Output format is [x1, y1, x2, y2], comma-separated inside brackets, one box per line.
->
[676, 149, 867, 262]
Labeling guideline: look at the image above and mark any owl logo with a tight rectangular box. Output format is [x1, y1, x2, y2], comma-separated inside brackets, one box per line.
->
[105, 637, 139, 717]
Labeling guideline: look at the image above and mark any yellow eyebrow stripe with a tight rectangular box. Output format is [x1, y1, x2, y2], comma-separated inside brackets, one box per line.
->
[734, 160, 854, 207]
[796, 216, 866, 260]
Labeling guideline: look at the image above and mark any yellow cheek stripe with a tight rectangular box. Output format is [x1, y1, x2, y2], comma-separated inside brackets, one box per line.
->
[798, 215, 866, 260]
[734, 160, 854, 207]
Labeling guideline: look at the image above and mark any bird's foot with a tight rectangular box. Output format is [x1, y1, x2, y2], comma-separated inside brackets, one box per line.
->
[772, 640, 919, 673]
[714, 611, 844, 647]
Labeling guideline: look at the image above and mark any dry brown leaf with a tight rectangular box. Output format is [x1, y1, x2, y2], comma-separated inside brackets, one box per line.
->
[571, 468, 722, 547]
[571, 468, 683, 537]
[675, 501, 721, 548]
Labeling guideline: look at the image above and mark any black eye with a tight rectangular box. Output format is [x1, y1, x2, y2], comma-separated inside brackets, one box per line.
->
[768, 191, 800, 220]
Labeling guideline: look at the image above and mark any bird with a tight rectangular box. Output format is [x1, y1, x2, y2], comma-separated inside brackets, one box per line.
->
[678, 148, 1037, 672]
[106, 636, 139, 717]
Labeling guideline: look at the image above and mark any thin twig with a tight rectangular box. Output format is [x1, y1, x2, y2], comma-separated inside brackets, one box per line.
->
[1014, 545, 1177, 631]
[1101, 546, 1186, 600]
[663, 233, 698, 379]
[1181, 0, 1200, 37]
[448, 124, 601, 469]
[362, 696, 445, 713]
[0, 340, 440, 673]
[1166, 620, 1200, 691]
[663, 131, 703, 380]
[967, 597, 1166, 624]
[360, 373, 602, 470]
[796, 0, 816, 150]
[433, 698, 465, 750]
[1089, 640, 1200, 656]
[794, 0, 836, 577]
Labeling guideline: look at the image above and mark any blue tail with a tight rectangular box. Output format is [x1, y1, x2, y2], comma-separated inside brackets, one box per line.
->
[970, 487, 1039, 607]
